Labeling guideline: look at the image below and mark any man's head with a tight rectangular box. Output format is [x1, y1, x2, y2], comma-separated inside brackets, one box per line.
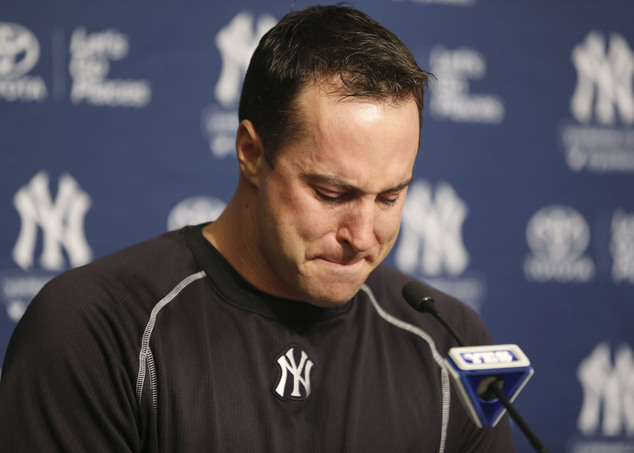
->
[238, 4, 430, 167]
[210, 5, 428, 307]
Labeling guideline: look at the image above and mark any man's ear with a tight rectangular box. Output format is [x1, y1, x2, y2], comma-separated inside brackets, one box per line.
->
[236, 119, 265, 187]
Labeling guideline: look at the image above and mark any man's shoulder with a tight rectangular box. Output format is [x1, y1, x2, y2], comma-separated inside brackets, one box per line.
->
[28, 228, 198, 317]
[364, 263, 493, 346]
[365, 262, 463, 310]
[71, 228, 192, 277]
[91, 228, 191, 270]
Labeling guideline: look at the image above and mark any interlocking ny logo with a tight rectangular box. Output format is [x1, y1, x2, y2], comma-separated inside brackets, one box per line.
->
[274, 345, 314, 400]
[577, 342, 634, 436]
[214, 11, 275, 107]
[571, 31, 634, 126]
[13, 171, 92, 271]
[395, 180, 469, 276]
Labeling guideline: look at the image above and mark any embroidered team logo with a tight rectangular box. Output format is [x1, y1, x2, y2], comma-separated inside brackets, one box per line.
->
[273, 345, 314, 401]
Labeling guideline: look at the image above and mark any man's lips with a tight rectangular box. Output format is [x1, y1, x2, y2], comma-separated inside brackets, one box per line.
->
[323, 258, 354, 264]
[318, 257, 368, 271]
[315, 248, 379, 265]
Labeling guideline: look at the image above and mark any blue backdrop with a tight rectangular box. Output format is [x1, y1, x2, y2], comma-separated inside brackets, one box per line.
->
[2, 1, 633, 451]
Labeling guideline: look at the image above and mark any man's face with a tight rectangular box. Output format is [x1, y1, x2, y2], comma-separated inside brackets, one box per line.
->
[253, 82, 420, 307]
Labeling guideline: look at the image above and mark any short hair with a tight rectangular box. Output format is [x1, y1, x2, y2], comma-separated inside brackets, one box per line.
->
[238, 5, 431, 166]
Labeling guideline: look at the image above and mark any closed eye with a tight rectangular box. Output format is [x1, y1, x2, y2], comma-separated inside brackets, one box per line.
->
[315, 188, 400, 207]
[378, 194, 399, 207]
[304, 173, 411, 207]
[314, 188, 349, 203]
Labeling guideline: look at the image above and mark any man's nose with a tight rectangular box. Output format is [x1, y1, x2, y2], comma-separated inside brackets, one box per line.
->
[337, 200, 377, 253]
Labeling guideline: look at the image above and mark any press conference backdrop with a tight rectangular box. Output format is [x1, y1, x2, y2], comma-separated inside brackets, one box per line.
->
[1, 0, 633, 451]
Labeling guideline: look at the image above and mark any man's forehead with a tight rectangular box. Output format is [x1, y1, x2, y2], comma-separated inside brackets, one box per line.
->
[298, 77, 416, 109]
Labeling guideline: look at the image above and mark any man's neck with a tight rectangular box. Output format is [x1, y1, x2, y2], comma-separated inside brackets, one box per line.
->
[201, 183, 271, 295]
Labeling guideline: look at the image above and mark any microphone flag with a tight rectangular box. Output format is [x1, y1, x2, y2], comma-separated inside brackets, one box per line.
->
[445, 344, 534, 428]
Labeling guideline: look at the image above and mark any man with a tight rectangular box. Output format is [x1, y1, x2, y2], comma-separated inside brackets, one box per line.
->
[0, 5, 515, 452]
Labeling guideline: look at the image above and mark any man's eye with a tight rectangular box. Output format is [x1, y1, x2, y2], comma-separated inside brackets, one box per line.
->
[377, 190, 401, 207]
[315, 189, 345, 203]
[379, 195, 398, 207]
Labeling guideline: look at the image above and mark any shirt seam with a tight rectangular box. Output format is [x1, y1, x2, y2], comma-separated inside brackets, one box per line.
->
[136, 270, 207, 410]
[360, 283, 450, 453]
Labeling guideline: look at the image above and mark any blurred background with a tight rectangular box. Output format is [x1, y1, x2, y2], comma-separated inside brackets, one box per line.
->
[1, 1, 633, 451]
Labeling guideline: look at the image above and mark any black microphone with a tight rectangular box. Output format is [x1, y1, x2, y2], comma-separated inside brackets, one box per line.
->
[402, 281, 549, 453]
[402, 281, 466, 347]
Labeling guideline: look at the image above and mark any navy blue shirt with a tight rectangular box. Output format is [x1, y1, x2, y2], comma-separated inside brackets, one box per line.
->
[0, 224, 515, 452]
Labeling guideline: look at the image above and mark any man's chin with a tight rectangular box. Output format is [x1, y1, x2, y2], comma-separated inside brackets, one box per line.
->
[302, 282, 364, 308]
[296, 260, 376, 307]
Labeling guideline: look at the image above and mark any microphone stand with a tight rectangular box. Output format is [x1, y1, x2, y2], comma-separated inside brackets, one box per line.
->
[483, 380, 549, 453]
[403, 281, 550, 453]
[435, 309, 549, 453]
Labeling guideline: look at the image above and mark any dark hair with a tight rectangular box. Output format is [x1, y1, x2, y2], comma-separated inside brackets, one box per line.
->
[238, 4, 431, 166]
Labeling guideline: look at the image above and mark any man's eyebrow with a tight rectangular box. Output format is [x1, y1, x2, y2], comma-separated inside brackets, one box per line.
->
[301, 174, 356, 191]
[384, 176, 413, 193]
[300, 173, 413, 194]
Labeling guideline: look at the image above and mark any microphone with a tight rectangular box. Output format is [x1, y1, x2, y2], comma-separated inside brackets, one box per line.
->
[402, 281, 548, 453]
[402, 281, 465, 347]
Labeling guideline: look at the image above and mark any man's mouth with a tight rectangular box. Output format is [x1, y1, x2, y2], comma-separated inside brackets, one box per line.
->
[319, 257, 367, 272]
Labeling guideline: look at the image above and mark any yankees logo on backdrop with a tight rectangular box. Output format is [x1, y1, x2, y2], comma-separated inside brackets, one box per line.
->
[1, 171, 93, 323]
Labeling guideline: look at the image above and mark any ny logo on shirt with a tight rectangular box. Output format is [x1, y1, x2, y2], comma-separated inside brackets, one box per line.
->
[274, 345, 314, 401]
